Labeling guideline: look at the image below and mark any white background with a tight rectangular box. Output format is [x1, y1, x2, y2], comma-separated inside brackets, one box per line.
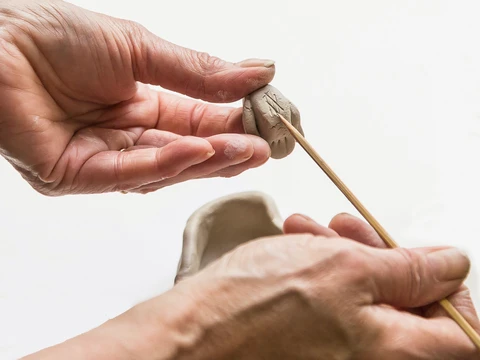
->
[2, 0, 480, 358]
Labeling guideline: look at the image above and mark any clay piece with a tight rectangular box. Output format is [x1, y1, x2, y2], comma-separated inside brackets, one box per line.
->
[175, 191, 284, 283]
[242, 84, 304, 159]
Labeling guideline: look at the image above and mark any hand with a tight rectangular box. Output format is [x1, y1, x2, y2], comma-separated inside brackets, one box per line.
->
[24, 213, 479, 359]
[0, 0, 274, 195]
[167, 216, 479, 359]
[283, 213, 480, 359]
[102, 216, 480, 359]
[285, 212, 480, 327]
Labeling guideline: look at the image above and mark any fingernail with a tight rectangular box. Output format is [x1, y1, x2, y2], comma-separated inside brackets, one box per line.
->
[427, 248, 470, 281]
[263, 60, 275, 68]
[237, 58, 276, 68]
[206, 150, 216, 157]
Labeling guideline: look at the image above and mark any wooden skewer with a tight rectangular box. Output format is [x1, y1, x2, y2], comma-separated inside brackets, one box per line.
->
[277, 113, 480, 350]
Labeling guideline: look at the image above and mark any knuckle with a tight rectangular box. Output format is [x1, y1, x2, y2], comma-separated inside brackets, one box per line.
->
[262, 234, 317, 272]
[287, 238, 375, 300]
[336, 247, 372, 286]
[294, 237, 363, 276]
[393, 248, 423, 302]
[113, 153, 126, 182]
[122, 19, 155, 81]
[119, 18, 148, 43]
[153, 148, 178, 179]
[191, 51, 225, 75]
[188, 103, 208, 135]
[182, 51, 225, 99]
[332, 243, 368, 268]
[290, 234, 324, 254]
[124, 19, 146, 33]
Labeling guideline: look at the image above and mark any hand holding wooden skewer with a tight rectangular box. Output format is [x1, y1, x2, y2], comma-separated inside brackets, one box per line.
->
[277, 113, 480, 350]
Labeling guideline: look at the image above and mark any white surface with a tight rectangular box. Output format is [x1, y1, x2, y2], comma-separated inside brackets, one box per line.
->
[2, 0, 480, 358]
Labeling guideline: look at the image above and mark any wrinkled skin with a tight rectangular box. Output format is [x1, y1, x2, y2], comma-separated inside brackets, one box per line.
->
[0, 0, 275, 195]
[243, 84, 304, 159]
[25, 213, 480, 360]
[165, 214, 480, 360]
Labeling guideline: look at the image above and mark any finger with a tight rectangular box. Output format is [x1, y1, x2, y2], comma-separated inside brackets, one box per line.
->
[329, 213, 387, 248]
[204, 136, 270, 178]
[74, 136, 214, 193]
[368, 308, 477, 359]
[130, 134, 262, 194]
[330, 214, 477, 324]
[135, 128, 181, 147]
[362, 246, 471, 308]
[156, 92, 245, 136]
[203, 154, 268, 179]
[283, 214, 339, 237]
[97, 88, 250, 138]
[424, 285, 480, 333]
[127, 23, 275, 103]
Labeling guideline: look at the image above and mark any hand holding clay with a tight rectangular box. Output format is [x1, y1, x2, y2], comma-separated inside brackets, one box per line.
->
[243, 84, 304, 159]
[25, 214, 480, 359]
[175, 191, 283, 283]
[0, 1, 274, 195]
[160, 215, 478, 359]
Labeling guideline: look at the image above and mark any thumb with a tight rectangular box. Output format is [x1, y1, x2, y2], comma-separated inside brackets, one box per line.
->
[126, 23, 276, 103]
[365, 246, 470, 308]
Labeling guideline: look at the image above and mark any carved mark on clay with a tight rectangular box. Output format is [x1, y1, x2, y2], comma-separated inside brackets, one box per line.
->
[263, 91, 284, 116]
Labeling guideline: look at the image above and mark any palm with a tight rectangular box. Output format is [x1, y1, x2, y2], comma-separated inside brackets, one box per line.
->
[3, 28, 147, 187]
[0, 0, 274, 195]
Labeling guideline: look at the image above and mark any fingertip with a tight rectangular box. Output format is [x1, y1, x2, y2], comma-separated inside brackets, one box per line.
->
[425, 247, 471, 282]
[210, 65, 276, 103]
[247, 134, 271, 162]
[182, 136, 216, 160]
[155, 137, 216, 178]
[328, 212, 355, 229]
[283, 214, 309, 233]
[223, 136, 254, 161]
[244, 66, 276, 92]
[286, 213, 314, 223]
[283, 213, 299, 226]
[329, 212, 387, 249]
[204, 135, 270, 179]
[284, 214, 338, 237]
[236, 58, 276, 68]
